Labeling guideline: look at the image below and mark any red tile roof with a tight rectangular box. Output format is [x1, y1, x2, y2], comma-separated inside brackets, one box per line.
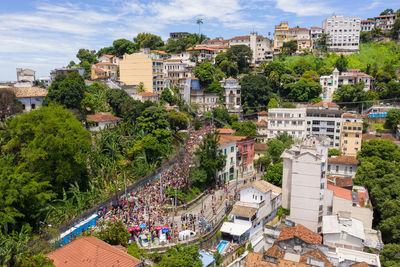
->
[46, 236, 142, 267]
[94, 62, 117, 66]
[216, 128, 236, 134]
[187, 46, 217, 52]
[308, 102, 339, 108]
[290, 26, 309, 31]
[151, 50, 167, 54]
[328, 156, 359, 165]
[258, 111, 268, 115]
[327, 176, 353, 188]
[7, 86, 48, 98]
[266, 243, 284, 258]
[100, 54, 114, 59]
[310, 26, 321, 29]
[93, 68, 106, 73]
[327, 184, 352, 200]
[361, 20, 373, 23]
[376, 14, 396, 18]
[86, 112, 119, 122]
[136, 92, 158, 97]
[278, 224, 322, 244]
[230, 35, 250, 40]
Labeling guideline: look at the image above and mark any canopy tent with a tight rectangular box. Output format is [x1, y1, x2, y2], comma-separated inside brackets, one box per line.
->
[220, 222, 250, 236]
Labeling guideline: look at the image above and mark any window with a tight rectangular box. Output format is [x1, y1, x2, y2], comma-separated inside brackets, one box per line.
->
[224, 149, 226, 155]
[355, 134, 359, 138]
[230, 157, 233, 163]
[336, 166, 339, 172]
[22, 104, 26, 110]
[31, 104, 36, 110]
[231, 146, 234, 152]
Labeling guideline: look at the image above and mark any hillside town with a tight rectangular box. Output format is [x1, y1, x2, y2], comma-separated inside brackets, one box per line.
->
[1, 5, 400, 267]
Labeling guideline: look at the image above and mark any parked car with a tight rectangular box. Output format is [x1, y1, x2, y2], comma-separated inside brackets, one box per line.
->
[179, 230, 196, 241]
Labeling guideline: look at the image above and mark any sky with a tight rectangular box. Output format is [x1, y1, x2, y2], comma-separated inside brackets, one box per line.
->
[0, 0, 397, 81]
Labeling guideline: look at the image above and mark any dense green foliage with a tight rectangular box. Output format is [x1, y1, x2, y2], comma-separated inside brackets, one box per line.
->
[0, 105, 91, 231]
[353, 140, 400, 266]
[232, 121, 257, 136]
[328, 148, 342, 157]
[96, 220, 130, 246]
[240, 74, 273, 113]
[157, 244, 202, 267]
[166, 33, 207, 53]
[226, 45, 253, 73]
[386, 109, 400, 129]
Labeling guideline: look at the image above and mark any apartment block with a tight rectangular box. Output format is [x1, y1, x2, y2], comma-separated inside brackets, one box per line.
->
[374, 14, 397, 32]
[274, 22, 290, 52]
[91, 62, 117, 80]
[340, 113, 363, 156]
[229, 32, 274, 64]
[220, 77, 242, 117]
[361, 20, 375, 31]
[322, 15, 361, 53]
[267, 108, 307, 139]
[119, 52, 165, 93]
[163, 59, 194, 89]
[310, 26, 323, 49]
[281, 136, 331, 233]
[306, 102, 344, 149]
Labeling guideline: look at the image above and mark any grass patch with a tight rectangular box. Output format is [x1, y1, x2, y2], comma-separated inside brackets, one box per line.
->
[372, 123, 390, 131]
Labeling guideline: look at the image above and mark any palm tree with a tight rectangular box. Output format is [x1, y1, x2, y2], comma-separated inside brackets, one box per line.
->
[196, 18, 203, 36]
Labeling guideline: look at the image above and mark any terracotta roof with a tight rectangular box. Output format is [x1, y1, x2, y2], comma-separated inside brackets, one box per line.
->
[94, 62, 117, 66]
[266, 243, 284, 258]
[218, 135, 252, 143]
[350, 262, 370, 267]
[230, 35, 250, 40]
[327, 176, 353, 188]
[7, 86, 47, 98]
[151, 50, 167, 54]
[376, 14, 396, 18]
[187, 46, 217, 52]
[240, 180, 277, 194]
[216, 128, 236, 134]
[308, 101, 339, 108]
[361, 20, 373, 23]
[164, 59, 182, 62]
[290, 26, 309, 31]
[254, 143, 268, 151]
[100, 54, 114, 59]
[226, 77, 236, 80]
[255, 120, 268, 126]
[46, 236, 142, 267]
[278, 224, 322, 244]
[327, 184, 352, 201]
[328, 156, 359, 165]
[136, 92, 158, 97]
[299, 250, 333, 267]
[93, 68, 106, 73]
[342, 113, 357, 118]
[246, 252, 310, 267]
[86, 112, 119, 123]
[310, 26, 321, 29]
[231, 204, 257, 217]
[258, 111, 268, 115]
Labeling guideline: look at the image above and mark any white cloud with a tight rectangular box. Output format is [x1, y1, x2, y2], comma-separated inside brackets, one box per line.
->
[273, 0, 334, 16]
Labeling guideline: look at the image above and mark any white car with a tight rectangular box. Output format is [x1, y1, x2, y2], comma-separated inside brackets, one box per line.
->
[178, 230, 196, 241]
[139, 234, 149, 247]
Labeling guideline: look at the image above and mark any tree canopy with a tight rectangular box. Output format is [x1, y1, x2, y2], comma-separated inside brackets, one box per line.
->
[134, 33, 164, 50]
[240, 74, 273, 113]
[226, 45, 253, 73]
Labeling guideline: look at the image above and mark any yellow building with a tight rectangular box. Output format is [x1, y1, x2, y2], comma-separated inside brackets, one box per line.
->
[91, 62, 117, 80]
[274, 22, 289, 52]
[340, 113, 363, 156]
[119, 53, 164, 93]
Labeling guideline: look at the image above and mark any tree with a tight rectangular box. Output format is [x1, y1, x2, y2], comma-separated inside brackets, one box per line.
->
[391, 19, 400, 40]
[226, 45, 253, 73]
[233, 121, 257, 136]
[240, 74, 273, 112]
[204, 80, 223, 93]
[380, 243, 400, 267]
[335, 55, 348, 73]
[76, 48, 97, 64]
[194, 61, 215, 87]
[96, 46, 115, 57]
[333, 83, 367, 108]
[267, 134, 293, 164]
[167, 111, 188, 132]
[113, 39, 136, 57]
[195, 132, 226, 187]
[267, 98, 278, 109]
[157, 244, 202, 267]
[96, 220, 130, 246]
[137, 82, 145, 92]
[134, 33, 164, 50]
[219, 60, 238, 78]
[316, 33, 330, 51]
[210, 107, 231, 128]
[328, 148, 342, 157]
[160, 87, 174, 105]
[127, 241, 148, 260]
[0, 105, 91, 197]
[45, 71, 87, 110]
[283, 78, 322, 102]
[386, 109, 400, 129]
[165, 33, 206, 53]
[0, 88, 23, 120]
[190, 168, 208, 188]
[263, 163, 283, 186]
[380, 9, 394, 15]
[196, 19, 203, 36]
[293, 59, 312, 76]
[282, 40, 297, 55]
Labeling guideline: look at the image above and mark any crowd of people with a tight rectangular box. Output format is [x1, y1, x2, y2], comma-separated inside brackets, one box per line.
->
[97, 126, 224, 246]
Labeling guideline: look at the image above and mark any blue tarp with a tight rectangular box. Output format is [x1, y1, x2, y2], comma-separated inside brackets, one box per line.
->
[199, 251, 215, 267]
[58, 214, 98, 247]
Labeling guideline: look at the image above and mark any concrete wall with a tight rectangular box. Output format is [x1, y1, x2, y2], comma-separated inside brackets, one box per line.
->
[332, 196, 373, 229]
[324, 232, 363, 250]
[19, 97, 44, 112]
[119, 53, 153, 91]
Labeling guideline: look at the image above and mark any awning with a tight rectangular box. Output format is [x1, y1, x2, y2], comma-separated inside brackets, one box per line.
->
[220, 222, 250, 236]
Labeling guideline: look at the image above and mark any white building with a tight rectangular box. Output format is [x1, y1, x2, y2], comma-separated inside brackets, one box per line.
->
[310, 27, 323, 49]
[217, 137, 237, 183]
[374, 14, 397, 32]
[361, 20, 375, 31]
[190, 90, 220, 113]
[6, 86, 47, 112]
[16, 68, 35, 86]
[322, 15, 361, 53]
[320, 68, 372, 102]
[98, 54, 119, 65]
[163, 59, 194, 89]
[322, 215, 365, 251]
[132, 92, 160, 103]
[220, 77, 242, 117]
[86, 112, 120, 131]
[229, 32, 274, 64]
[281, 136, 331, 233]
[328, 247, 381, 267]
[306, 102, 344, 149]
[221, 180, 281, 248]
[327, 184, 373, 229]
[267, 108, 306, 139]
[327, 155, 358, 178]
